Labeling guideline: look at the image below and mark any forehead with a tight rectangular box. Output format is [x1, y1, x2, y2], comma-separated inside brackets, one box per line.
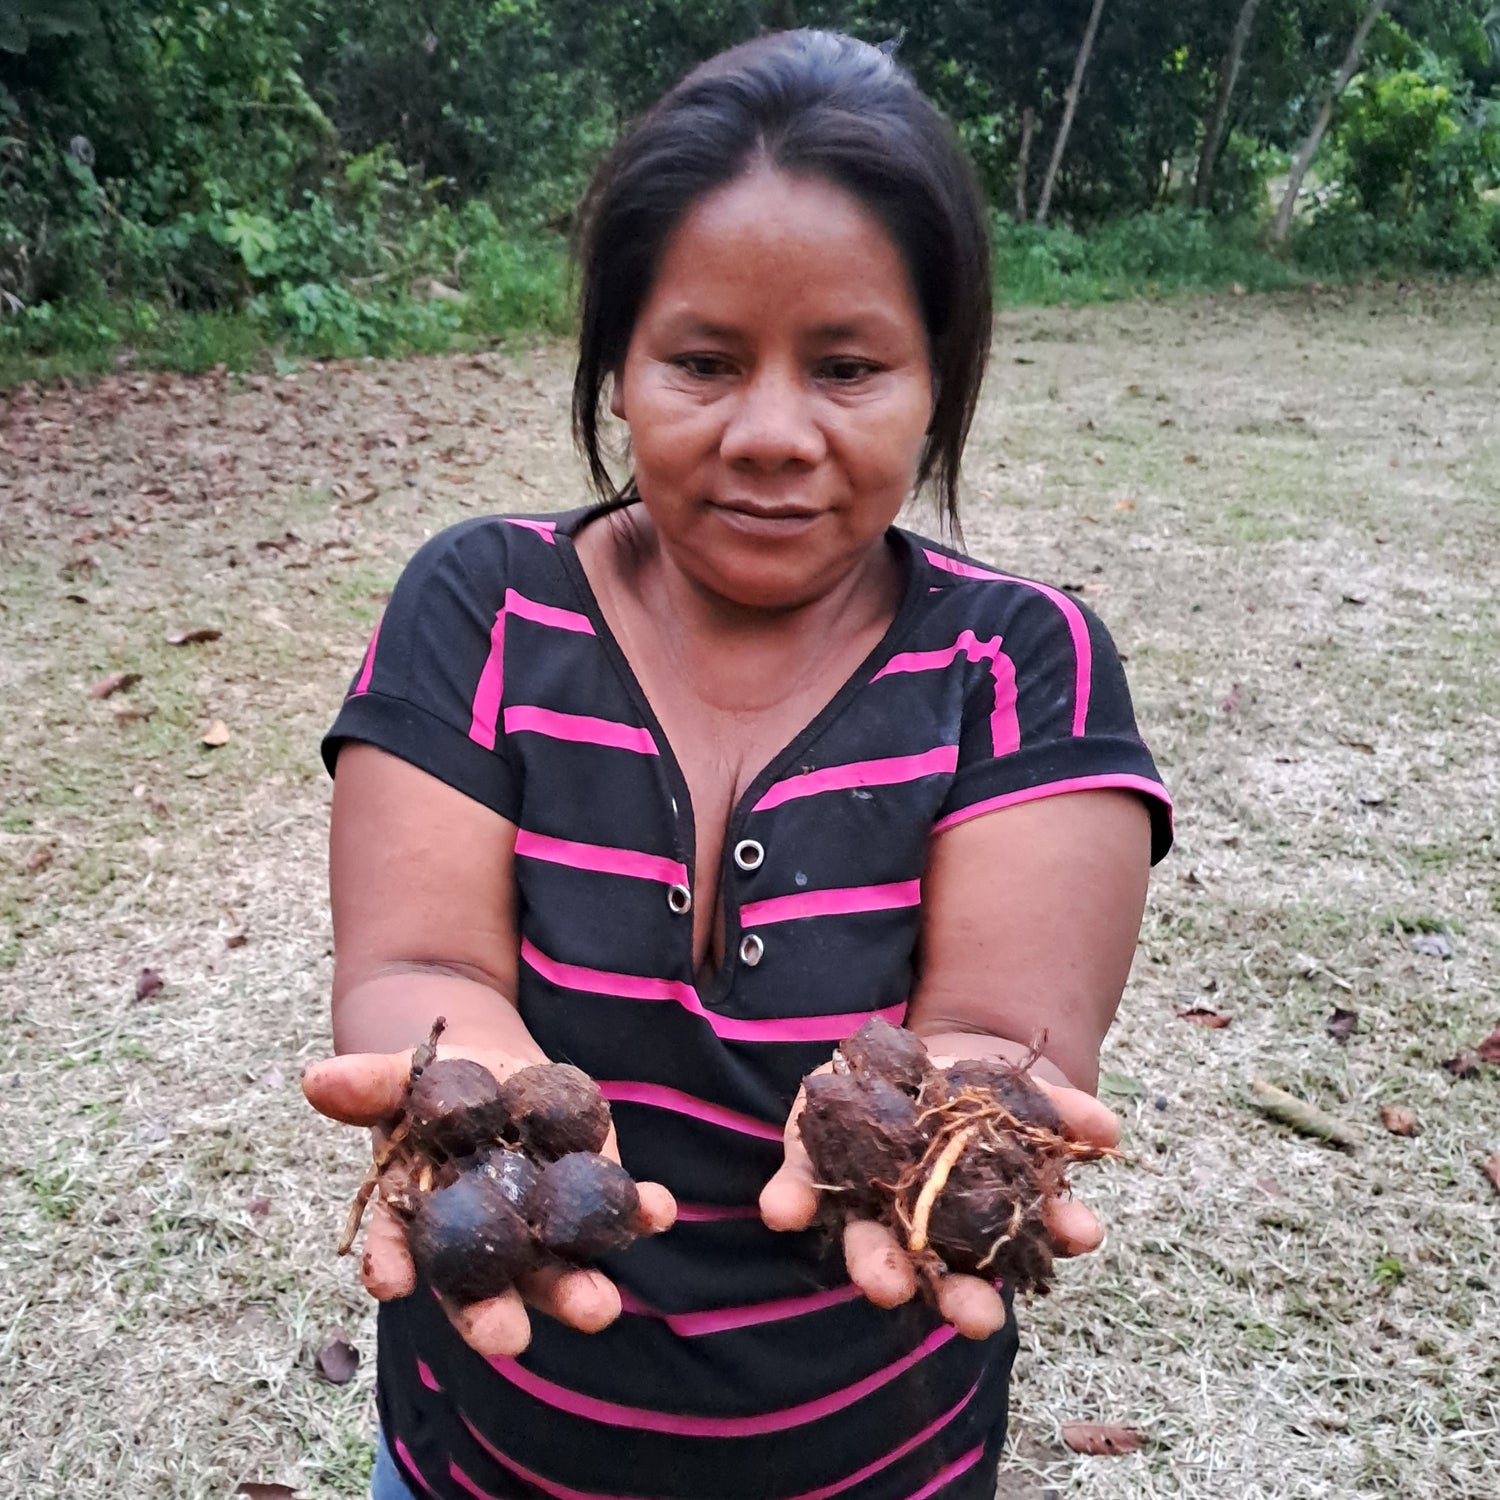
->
[639, 167, 923, 334]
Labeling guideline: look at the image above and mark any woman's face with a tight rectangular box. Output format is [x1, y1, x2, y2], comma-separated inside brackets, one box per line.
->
[613, 168, 934, 611]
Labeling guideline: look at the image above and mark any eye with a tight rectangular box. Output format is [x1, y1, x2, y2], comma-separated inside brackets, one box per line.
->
[672, 353, 734, 379]
[818, 358, 880, 383]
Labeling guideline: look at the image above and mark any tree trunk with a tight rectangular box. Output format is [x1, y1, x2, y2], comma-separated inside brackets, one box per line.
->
[1193, 0, 1265, 211]
[1035, 0, 1108, 227]
[1014, 107, 1036, 221]
[1270, 0, 1388, 244]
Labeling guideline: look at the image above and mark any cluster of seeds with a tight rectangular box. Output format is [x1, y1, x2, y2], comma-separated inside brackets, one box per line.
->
[338, 1021, 643, 1305]
[797, 1018, 1111, 1294]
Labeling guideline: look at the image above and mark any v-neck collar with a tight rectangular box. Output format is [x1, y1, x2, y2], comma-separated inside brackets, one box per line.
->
[550, 503, 927, 1004]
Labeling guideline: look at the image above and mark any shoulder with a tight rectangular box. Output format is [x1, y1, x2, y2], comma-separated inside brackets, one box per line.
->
[398, 508, 582, 585]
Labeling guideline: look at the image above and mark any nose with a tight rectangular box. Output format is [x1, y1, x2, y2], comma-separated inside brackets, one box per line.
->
[719, 365, 826, 470]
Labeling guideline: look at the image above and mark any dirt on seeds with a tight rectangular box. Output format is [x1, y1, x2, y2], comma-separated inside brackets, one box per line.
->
[3, 285, 1499, 1500]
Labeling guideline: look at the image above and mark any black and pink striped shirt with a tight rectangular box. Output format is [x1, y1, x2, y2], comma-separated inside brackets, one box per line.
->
[323, 504, 1173, 1500]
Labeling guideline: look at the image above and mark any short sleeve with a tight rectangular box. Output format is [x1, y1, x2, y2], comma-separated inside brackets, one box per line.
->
[321, 517, 521, 822]
[932, 586, 1173, 864]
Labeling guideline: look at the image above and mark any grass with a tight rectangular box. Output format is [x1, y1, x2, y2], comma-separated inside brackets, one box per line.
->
[2, 282, 1499, 1497]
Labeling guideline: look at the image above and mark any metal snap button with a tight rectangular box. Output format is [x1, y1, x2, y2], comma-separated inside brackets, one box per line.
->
[733, 839, 765, 872]
[667, 883, 692, 915]
[739, 933, 765, 967]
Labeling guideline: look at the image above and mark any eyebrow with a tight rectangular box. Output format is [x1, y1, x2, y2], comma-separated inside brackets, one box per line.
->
[660, 315, 902, 342]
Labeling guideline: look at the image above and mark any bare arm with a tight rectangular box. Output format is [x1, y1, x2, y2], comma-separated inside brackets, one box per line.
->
[906, 788, 1152, 1092]
[304, 742, 673, 1355]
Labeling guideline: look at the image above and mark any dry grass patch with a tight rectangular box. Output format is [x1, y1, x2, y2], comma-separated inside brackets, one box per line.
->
[2, 285, 1497, 1498]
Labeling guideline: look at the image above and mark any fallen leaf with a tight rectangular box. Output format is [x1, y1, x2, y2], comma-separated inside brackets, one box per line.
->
[1098, 1071, 1145, 1098]
[315, 1332, 360, 1385]
[235, 1486, 299, 1499]
[1411, 931, 1452, 960]
[1249, 1079, 1360, 1150]
[1340, 739, 1376, 754]
[114, 704, 157, 724]
[1175, 1006, 1232, 1029]
[201, 719, 231, 748]
[1061, 1423, 1145, 1456]
[135, 968, 164, 1001]
[1220, 684, 1242, 715]
[1113, 498, 1136, 511]
[1379, 1105, 1418, 1136]
[226, 930, 248, 950]
[1358, 791, 1386, 807]
[1442, 1051, 1480, 1078]
[1473, 1026, 1500, 1064]
[1341, 593, 1367, 606]
[1183, 453, 1200, 464]
[247, 1195, 271, 1216]
[165, 627, 222, 646]
[89, 671, 141, 700]
[1483, 1155, 1500, 1197]
[25, 846, 53, 873]
[1326, 1008, 1359, 1043]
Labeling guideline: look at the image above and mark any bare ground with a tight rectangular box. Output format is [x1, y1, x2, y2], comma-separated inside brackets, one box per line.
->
[2, 282, 1497, 1500]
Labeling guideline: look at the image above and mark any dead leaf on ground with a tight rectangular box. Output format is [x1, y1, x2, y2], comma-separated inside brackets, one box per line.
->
[236, 1485, 300, 1499]
[1474, 1025, 1500, 1064]
[1483, 1155, 1500, 1197]
[1113, 498, 1136, 511]
[247, 1195, 271, 1216]
[114, 704, 157, 724]
[1341, 593, 1368, 606]
[1379, 1105, 1418, 1136]
[201, 719, 231, 748]
[1183, 453, 1200, 464]
[25, 846, 54, 873]
[1175, 1006, 1232, 1029]
[1220, 684, 1242, 715]
[1061, 1423, 1146, 1456]
[135, 968, 164, 1001]
[226, 930, 248, 949]
[1442, 1050, 1480, 1078]
[1326, 1007, 1359, 1043]
[165, 627, 222, 645]
[314, 1332, 360, 1385]
[1340, 739, 1376, 754]
[89, 671, 140, 700]
[1411, 931, 1453, 959]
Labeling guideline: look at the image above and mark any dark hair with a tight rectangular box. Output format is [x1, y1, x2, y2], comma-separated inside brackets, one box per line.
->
[571, 29, 992, 532]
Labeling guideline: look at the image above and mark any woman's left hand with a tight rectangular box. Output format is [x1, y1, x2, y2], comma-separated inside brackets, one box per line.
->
[758, 1063, 1121, 1339]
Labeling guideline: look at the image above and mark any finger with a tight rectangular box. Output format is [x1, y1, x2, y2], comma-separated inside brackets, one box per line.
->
[1031, 1079, 1122, 1149]
[518, 1263, 622, 1334]
[927, 1270, 1007, 1340]
[1043, 1194, 1105, 1257]
[360, 1200, 417, 1301]
[450, 1287, 533, 1359]
[760, 1083, 822, 1232]
[301, 1052, 411, 1127]
[843, 1218, 917, 1308]
[633, 1182, 678, 1234]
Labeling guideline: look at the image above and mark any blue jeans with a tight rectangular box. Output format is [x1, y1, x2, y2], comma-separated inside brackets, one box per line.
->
[370, 1432, 421, 1500]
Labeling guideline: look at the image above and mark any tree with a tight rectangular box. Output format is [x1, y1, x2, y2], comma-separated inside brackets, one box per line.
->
[1035, 0, 1109, 225]
[1270, 0, 1391, 242]
[1194, 0, 1266, 208]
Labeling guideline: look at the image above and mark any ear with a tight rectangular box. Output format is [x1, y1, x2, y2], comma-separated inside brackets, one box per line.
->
[608, 371, 626, 421]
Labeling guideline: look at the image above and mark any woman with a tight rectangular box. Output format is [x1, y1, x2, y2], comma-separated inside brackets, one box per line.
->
[302, 29, 1173, 1500]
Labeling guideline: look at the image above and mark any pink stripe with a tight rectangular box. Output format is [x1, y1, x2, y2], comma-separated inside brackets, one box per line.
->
[923, 549, 1093, 736]
[504, 705, 658, 754]
[931, 772, 1175, 836]
[874, 631, 1020, 757]
[622, 1283, 864, 1337]
[741, 880, 921, 927]
[522, 938, 906, 1043]
[394, 1438, 441, 1497]
[794, 1388, 981, 1500]
[504, 587, 593, 635]
[468, 605, 507, 750]
[905, 1447, 985, 1500]
[458, 1382, 980, 1500]
[754, 746, 958, 812]
[597, 1080, 782, 1141]
[672, 1200, 763, 1221]
[450, 1460, 506, 1500]
[503, 517, 558, 542]
[488, 1325, 957, 1436]
[515, 829, 688, 887]
[353, 614, 382, 696]
[417, 1357, 442, 1392]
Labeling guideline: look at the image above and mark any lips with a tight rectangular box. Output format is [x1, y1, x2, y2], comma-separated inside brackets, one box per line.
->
[711, 498, 821, 522]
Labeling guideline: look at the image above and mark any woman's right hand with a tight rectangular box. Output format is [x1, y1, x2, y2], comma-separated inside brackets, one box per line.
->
[302, 1045, 677, 1359]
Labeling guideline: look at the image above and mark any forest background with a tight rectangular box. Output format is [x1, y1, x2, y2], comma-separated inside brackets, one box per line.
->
[3, 0, 1500, 381]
